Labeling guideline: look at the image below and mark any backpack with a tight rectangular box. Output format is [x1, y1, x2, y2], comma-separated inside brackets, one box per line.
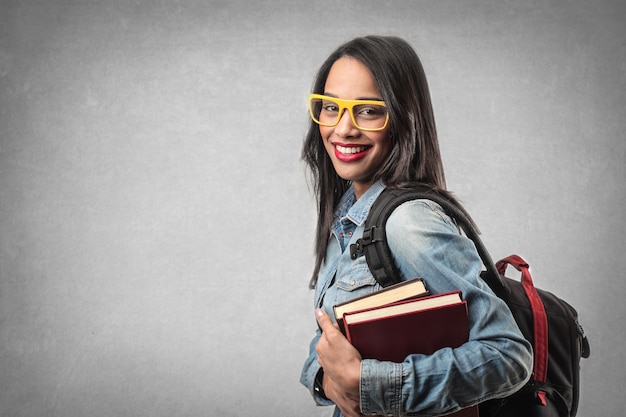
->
[349, 187, 590, 417]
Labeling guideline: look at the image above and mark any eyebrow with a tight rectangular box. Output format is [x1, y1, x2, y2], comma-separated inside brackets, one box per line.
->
[323, 92, 384, 101]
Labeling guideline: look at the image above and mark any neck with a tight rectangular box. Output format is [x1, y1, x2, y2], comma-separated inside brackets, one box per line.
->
[353, 180, 374, 200]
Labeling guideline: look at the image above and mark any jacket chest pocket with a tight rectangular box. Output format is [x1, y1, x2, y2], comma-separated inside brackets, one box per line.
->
[335, 256, 379, 295]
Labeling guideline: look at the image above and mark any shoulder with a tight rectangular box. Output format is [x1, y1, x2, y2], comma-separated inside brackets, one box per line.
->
[385, 198, 459, 237]
[383, 198, 483, 290]
[383, 198, 466, 265]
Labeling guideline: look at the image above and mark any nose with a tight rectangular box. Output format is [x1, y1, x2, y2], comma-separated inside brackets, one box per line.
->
[334, 109, 360, 136]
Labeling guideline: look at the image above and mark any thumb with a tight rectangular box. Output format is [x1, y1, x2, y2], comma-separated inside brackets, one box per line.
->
[315, 308, 336, 333]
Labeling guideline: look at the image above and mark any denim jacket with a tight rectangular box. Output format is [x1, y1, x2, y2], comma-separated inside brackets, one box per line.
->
[300, 181, 533, 417]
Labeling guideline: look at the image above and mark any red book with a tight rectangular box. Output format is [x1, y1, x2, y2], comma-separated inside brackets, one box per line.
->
[333, 277, 428, 334]
[343, 290, 479, 417]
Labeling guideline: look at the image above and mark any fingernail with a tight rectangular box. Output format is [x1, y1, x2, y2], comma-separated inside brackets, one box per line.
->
[315, 308, 324, 318]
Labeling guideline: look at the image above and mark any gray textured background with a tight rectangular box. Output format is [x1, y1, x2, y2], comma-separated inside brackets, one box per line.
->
[1, 1, 624, 416]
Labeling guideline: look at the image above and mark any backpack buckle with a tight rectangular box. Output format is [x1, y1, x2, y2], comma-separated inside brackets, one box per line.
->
[350, 227, 382, 260]
[350, 240, 363, 260]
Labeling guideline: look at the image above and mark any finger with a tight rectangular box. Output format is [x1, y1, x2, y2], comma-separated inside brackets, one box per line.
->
[315, 308, 335, 333]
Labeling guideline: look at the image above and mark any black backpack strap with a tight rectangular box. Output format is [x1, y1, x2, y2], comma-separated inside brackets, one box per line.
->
[350, 187, 505, 292]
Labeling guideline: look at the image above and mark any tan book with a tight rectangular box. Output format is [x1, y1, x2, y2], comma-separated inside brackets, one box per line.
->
[333, 277, 428, 333]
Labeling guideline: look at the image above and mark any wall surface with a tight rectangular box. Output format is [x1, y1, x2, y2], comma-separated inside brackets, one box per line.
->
[1, 1, 624, 416]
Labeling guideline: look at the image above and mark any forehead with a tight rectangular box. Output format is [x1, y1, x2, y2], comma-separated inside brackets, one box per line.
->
[324, 57, 382, 99]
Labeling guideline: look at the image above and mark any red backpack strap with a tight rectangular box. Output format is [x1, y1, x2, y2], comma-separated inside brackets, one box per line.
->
[497, 255, 548, 383]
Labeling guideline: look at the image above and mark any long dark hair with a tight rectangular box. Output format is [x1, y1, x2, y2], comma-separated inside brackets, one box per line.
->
[302, 36, 449, 288]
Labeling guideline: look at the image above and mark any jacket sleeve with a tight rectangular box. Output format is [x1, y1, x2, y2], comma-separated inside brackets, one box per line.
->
[359, 200, 533, 416]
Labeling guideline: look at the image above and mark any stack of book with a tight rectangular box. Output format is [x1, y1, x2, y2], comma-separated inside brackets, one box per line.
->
[333, 277, 478, 417]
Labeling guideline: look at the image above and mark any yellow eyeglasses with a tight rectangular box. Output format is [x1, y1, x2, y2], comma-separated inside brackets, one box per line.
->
[308, 94, 389, 132]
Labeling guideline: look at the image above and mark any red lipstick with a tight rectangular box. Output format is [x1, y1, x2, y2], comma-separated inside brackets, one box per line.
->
[333, 143, 372, 162]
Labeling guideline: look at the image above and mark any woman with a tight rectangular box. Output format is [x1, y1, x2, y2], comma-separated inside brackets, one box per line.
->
[299, 36, 533, 417]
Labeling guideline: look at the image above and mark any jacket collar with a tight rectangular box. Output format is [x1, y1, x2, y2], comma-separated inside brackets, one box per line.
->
[335, 180, 386, 227]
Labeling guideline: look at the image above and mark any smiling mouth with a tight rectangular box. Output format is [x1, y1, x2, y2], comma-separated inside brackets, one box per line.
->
[335, 144, 371, 155]
[333, 143, 372, 162]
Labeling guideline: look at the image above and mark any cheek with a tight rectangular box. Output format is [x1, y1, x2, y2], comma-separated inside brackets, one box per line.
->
[375, 134, 393, 163]
[373, 131, 392, 152]
[319, 127, 335, 155]
[319, 126, 332, 141]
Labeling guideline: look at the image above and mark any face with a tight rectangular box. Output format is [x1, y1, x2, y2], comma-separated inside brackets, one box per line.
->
[321, 57, 392, 199]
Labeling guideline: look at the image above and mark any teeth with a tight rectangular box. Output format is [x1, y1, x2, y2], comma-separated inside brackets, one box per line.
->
[336, 145, 367, 154]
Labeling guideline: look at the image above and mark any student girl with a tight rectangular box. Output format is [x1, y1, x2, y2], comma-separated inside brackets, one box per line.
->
[300, 35, 533, 417]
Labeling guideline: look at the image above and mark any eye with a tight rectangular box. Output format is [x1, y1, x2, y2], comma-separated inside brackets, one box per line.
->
[355, 105, 387, 119]
[321, 101, 339, 113]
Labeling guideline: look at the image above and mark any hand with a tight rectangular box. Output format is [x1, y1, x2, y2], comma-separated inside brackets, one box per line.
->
[315, 308, 364, 417]
[321, 373, 365, 417]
